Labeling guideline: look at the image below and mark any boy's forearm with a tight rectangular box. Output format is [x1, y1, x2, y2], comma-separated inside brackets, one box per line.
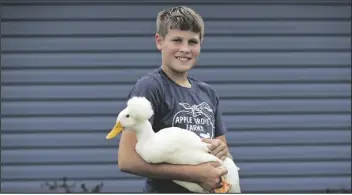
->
[119, 152, 199, 183]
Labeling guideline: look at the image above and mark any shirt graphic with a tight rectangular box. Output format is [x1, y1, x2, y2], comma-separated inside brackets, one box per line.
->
[172, 102, 215, 139]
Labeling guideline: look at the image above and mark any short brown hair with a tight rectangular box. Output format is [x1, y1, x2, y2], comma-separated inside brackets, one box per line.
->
[156, 6, 205, 41]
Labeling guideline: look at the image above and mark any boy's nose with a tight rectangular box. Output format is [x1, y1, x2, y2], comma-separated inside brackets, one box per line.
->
[179, 44, 191, 53]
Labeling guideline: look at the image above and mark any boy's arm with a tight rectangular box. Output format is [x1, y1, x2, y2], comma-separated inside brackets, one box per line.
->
[216, 135, 233, 160]
[118, 130, 203, 183]
[117, 129, 229, 191]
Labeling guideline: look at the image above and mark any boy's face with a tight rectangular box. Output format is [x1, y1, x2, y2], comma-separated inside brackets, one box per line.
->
[155, 29, 201, 73]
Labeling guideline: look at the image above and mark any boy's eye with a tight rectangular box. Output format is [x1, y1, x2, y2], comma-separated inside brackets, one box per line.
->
[189, 40, 198, 45]
[173, 39, 182, 43]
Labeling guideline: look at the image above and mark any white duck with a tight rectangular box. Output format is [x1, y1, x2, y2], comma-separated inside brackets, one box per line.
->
[106, 96, 241, 193]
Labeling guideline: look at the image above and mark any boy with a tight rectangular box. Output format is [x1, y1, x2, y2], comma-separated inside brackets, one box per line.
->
[117, 6, 232, 193]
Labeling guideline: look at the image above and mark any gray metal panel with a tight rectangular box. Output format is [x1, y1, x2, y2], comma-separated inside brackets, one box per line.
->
[2, 68, 351, 84]
[2, 115, 351, 132]
[1, 179, 146, 193]
[2, 52, 351, 68]
[2, 84, 350, 100]
[2, 37, 351, 51]
[2, 146, 351, 164]
[2, 21, 351, 35]
[1, 177, 351, 193]
[2, 130, 351, 148]
[2, 99, 351, 116]
[2, 5, 350, 19]
[2, 161, 351, 180]
[1, 1, 351, 193]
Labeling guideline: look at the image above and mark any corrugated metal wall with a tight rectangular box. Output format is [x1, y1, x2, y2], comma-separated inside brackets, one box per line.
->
[1, 0, 351, 193]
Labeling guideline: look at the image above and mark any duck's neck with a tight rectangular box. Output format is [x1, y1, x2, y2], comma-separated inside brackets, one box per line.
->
[134, 120, 155, 142]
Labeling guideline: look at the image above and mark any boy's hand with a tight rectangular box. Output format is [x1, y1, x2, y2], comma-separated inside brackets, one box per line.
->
[202, 138, 228, 161]
[194, 161, 228, 192]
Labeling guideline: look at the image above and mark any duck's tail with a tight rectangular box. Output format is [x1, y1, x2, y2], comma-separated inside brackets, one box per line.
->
[222, 157, 241, 193]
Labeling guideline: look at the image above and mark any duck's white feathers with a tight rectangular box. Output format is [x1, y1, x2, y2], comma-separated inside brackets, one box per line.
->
[136, 126, 219, 165]
[115, 96, 241, 193]
[127, 96, 154, 121]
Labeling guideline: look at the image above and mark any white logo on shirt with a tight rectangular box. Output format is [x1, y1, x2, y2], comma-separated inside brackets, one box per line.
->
[172, 102, 214, 138]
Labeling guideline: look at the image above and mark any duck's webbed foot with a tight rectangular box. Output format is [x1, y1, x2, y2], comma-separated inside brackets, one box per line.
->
[213, 176, 232, 193]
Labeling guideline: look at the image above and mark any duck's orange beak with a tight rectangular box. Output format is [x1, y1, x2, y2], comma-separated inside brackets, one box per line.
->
[106, 121, 123, 139]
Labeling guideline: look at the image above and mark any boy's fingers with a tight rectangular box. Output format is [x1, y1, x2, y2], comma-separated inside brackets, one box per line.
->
[216, 150, 227, 160]
[202, 138, 211, 144]
[217, 166, 228, 176]
[202, 138, 216, 151]
[212, 144, 225, 156]
[210, 161, 221, 167]
[213, 177, 223, 189]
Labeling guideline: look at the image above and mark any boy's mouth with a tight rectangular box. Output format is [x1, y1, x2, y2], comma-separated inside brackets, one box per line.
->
[175, 56, 192, 63]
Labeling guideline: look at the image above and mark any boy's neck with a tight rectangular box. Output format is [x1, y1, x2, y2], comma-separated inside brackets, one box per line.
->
[161, 65, 191, 88]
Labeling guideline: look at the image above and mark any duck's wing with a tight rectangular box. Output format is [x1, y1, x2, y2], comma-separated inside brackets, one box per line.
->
[144, 127, 218, 165]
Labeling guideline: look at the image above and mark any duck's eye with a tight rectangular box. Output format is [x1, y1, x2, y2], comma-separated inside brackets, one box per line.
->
[126, 114, 130, 118]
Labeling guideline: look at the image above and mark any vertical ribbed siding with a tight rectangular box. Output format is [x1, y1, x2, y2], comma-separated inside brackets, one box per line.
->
[1, 0, 351, 193]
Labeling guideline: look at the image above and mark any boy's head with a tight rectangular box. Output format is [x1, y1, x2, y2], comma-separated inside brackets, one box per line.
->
[156, 6, 204, 41]
[155, 6, 204, 74]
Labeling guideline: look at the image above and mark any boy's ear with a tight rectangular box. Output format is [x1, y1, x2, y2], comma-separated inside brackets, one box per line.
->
[155, 33, 163, 51]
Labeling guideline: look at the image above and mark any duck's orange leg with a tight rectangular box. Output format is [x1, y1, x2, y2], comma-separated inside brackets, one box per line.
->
[213, 176, 232, 193]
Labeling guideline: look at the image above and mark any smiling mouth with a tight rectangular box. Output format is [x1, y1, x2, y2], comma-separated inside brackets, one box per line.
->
[175, 57, 191, 63]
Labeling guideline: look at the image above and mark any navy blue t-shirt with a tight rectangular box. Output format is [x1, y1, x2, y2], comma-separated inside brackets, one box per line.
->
[127, 68, 227, 193]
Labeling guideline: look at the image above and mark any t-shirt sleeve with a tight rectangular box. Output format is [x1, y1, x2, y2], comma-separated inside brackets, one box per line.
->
[214, 94, 228, 137]
[127, 76, 163, 126]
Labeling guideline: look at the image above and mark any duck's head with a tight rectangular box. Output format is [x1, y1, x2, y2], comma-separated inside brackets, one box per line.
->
[105, 96, 154, 139]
